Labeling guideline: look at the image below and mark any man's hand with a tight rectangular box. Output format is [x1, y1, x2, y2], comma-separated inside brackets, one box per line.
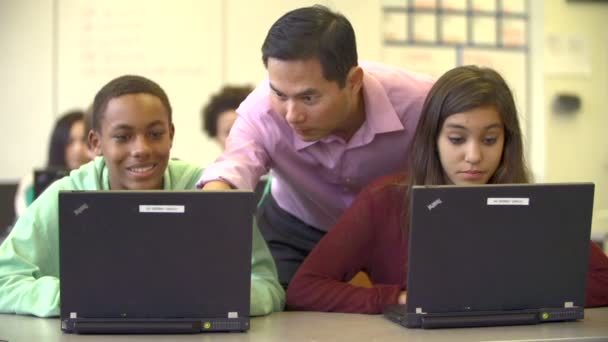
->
[202, 180, 233, 191]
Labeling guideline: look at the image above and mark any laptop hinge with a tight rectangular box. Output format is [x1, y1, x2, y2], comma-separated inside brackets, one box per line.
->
[70, 320, 202, 334]
[421, 312, 539, 329]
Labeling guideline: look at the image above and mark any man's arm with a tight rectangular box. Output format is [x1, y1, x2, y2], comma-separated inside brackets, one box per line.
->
[198, 86, 273, 191]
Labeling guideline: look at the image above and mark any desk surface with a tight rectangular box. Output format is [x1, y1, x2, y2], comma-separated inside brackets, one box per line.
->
[1, 309, 607, 342]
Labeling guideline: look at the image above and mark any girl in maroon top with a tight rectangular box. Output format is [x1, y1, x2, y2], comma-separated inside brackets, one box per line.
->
[286, 65, 608, 314]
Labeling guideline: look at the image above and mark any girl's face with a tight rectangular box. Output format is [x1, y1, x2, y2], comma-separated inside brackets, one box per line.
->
[437, 106, 505, 185]
[89, 93, 174, 190]
[64, 120, 92, 170]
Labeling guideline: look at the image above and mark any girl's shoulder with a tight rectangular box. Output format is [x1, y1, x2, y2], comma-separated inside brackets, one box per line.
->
[366, 172, 408, 197]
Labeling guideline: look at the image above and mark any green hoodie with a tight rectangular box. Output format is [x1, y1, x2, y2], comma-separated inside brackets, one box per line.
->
[0, 157, 284, 317]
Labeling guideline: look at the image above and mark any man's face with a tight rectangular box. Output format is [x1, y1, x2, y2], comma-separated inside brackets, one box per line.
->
[267, 57, 362, 142]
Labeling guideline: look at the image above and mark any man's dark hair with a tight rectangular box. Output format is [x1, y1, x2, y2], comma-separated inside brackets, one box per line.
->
[261, 5, 358, 88]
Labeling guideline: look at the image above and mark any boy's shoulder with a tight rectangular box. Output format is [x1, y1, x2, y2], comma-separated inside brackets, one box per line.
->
[59, 158, 106, 191]
[168, 158, 203, 173]
[167, 159, 204, 189]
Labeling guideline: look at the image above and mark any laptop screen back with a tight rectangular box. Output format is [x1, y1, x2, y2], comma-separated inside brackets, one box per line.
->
[59, 190, 254, 322]
[406, 183, 594, 315]
[34, 168, 69, 199]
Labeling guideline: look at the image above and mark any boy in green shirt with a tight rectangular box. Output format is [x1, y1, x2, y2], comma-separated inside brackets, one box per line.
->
[0, 75, 284, 317]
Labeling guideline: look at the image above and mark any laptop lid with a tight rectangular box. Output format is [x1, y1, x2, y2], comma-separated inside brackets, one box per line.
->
[385, 183, 594, 329]
[59, 190, 254, 333]
[34, 168, 69, 199]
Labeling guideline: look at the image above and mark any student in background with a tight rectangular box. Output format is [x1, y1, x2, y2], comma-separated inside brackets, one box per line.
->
[199, 5, 434, 288]
[14, 110, 93, 216]
[202, 85, 253, 151]
[0, 75, 284, 317]
[286, 65, 608, 313]
[202, 85, 273, 205]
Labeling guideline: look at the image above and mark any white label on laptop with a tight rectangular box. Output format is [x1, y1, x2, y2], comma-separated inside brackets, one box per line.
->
[487, 197, 530, 206]
[70, 312, 77, 318]
[139, 205, 185, 213]
[228, 311, 238, 319]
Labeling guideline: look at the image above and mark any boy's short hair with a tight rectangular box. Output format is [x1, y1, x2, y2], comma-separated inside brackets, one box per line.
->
[92, 75, 172, 132]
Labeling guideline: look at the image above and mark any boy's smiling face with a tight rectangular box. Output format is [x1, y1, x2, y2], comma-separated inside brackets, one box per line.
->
[89, 93, 174, 190]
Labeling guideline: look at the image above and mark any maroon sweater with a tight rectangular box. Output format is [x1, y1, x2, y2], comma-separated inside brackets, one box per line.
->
[287, 173, 608, 313]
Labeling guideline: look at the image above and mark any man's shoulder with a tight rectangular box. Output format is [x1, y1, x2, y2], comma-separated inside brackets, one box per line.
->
[360, 61, 434, 116]
[236, 80, 273, 117]
[361, 60, 434, 85]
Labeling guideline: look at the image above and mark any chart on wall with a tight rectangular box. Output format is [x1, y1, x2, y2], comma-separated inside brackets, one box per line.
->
[380, 0, 528, 133]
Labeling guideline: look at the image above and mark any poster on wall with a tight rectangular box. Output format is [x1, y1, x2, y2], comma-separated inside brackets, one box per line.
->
[544, 32, 591, 77]
[381, 0, 529, 133]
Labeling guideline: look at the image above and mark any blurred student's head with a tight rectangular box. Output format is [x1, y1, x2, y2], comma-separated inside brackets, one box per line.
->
[47, 110, 92, 170]
[202, 85, 252, 150]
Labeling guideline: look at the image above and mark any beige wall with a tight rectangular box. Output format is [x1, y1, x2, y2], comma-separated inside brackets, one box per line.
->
[0, 0, 53, 181]
[0, 0, 384, 181]
[0, 0, 606, 237]
[543, 1, 608, 238]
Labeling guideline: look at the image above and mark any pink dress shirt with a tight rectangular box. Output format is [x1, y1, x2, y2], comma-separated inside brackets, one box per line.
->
[199, 61, 434, 230]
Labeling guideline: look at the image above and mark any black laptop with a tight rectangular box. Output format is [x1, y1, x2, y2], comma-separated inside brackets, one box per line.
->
[59, 190, 254, 334]
[34, 168, 69, 199]
[384, 183, 595, 329]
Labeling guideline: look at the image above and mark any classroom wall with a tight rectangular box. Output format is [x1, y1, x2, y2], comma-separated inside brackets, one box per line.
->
[0, 0, 54, 182]
[55, 0, 225, 172]
[542, 1, 608, 238]
[222, 0, 383, 83]
[0, 0, 384, 182]
[0, 0, 606, 238]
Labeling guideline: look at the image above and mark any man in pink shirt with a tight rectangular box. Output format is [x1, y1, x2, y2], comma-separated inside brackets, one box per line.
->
[200, 5, 434, 288]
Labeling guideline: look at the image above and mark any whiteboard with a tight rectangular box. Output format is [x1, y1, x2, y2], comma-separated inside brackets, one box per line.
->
[0, 0, 54, 180]
[56, 0, 224, 166]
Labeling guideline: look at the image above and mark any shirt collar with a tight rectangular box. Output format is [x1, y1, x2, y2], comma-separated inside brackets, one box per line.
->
[360, 70, 404, 135]
[292, 69, 404, 150]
